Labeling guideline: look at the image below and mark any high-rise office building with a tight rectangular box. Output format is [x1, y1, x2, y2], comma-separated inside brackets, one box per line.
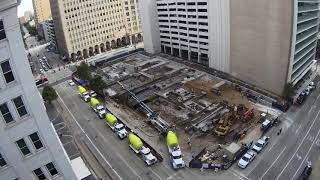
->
[49, 0, 143, 59]
[43, 18, 57, 49]
[32, 0, 52, 25]
[141, 0, 320, 95]
[0, 0, 77, 179]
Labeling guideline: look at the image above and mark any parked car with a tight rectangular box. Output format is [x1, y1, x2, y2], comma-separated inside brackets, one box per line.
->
[238, 150, 257, 169]
[261, 119, 272, 131]
[35, 78, 49, 87]
[296, 95, 306, 105]
[68, 80, 75, 86]
[252, 136, 270, 153]
[89, 90, 97, 97]
[298, 164, 312, 180]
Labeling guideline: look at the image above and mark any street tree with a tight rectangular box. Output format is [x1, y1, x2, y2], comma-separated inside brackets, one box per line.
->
[42, 85, 58, 104]
[24, 22, 37, 36]
[89, 75, 106, 93]
[77, 62, 92, 81]
[282, 83, 296, 102]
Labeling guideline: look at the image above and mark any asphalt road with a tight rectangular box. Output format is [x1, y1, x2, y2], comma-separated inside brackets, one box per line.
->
[53, 80, 242, 180]
[230, 78, 320, 180]
[27, 43, 65, 76]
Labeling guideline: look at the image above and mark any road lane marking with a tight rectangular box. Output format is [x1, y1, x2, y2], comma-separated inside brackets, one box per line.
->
[228, 169, 249, 180]
[248, 156, 261, 175]
[56, 90, 124, 180]
[148, 168, 163, 180]
[268, 142, 277, 152]
[260, 147, 286, 180]
[296, 153, 302, 160]
[291, 122, 320, 180]
[306, 134, 315, 142]
[308, 105, 316, 114]
[316, 139, 320, 147]
[295, 124, 302, 135]
[275, 109, 320, 180]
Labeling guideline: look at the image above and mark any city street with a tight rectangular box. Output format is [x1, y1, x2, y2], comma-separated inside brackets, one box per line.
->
[27, 44, 65, 75]
[229, 78, 320, 180]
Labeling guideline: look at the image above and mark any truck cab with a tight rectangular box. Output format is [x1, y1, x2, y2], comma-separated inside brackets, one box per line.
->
[140, 147, 157, 166]
[81, 92, 90, 102]
[90, 90, 97, 97]
[170, 147, 185, 169]
[96, 105, 106, 119]
[114, 123, 128, 139]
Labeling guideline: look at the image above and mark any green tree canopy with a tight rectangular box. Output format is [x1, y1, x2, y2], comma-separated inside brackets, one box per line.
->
[89, 75, 106, 93]
[42, 85, 58, 104]
[77, 62, 92, 81]
[282, 83, 296, 101]
[24, 22, 37, 36]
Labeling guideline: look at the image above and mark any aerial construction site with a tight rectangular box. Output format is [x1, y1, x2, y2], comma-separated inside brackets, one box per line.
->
[85, 53, 281, 170]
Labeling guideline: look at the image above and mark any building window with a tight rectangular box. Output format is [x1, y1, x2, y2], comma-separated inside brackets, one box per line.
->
[1, 60, 15, 84]
[29, 132, 44, 150]
[33, 168, 47, 180]
[0, 152, 7, 168]
[16, 139, 31, 156]
[0, 20, 6, 40]
[12, 96, 27, 117]
[45, 162, 58, 177]
[0, 103, 14, 124]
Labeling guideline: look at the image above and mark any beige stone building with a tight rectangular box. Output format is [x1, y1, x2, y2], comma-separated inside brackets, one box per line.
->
[32, 0, 52, 25]
[49, 0, 143, 59]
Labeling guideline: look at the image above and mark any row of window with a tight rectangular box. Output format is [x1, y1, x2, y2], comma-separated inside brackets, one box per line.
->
[160, 34, 209, 40]
[160, 26, 208, 32]
[0, 20, 6, 41]
[157, 1, 207, 6]
[16, 132, 44, 156]
[1, 60, 15, 85]
[0, 96, 27, 124]
[160, 43, 209, 52]
[161, 39, 208, 46]
[159, 21, 208, 27]
[0, 150, 58, 180]
[158, 8, 207, 12]
[33, 162, 59, 180]
[159, 15, 208, 22]
[158, 13, 208, 21]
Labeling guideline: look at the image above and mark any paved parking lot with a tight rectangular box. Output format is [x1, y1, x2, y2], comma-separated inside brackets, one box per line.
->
[46, 104, 81, 160]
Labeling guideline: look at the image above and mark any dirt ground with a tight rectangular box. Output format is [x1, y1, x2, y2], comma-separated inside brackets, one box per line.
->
[184, 79, 253, 108]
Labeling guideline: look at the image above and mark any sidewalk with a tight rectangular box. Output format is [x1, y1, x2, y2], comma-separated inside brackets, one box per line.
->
[310, 159, 320, 180]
